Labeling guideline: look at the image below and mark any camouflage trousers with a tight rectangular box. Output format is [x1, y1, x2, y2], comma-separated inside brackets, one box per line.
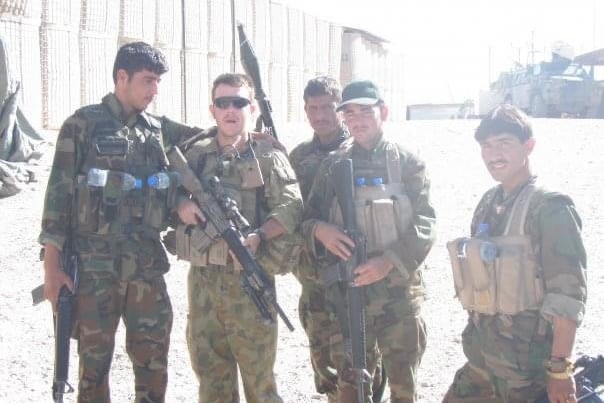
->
[187, 265, 283, 403]
[327, 280, 427, 403]
[298, 277, 340, 396]
[73, 274, 173, 403]
[443, 314, 551, 403]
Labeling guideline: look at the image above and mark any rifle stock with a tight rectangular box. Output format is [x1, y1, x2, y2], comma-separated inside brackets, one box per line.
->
[237, 23, 278, 140]
[333, 158, 372, 402]
[166, 145, 294, 331]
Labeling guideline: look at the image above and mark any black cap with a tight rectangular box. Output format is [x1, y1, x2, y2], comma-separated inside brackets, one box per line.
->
[336, 80, 383, 111]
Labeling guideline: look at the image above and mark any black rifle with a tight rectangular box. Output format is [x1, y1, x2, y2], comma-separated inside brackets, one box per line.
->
[333, 158, 372, 402]
[237, 23, 278, 140]
[32, 242, 80, 403]
[167, 146, 294, 331]
[535, 355, 604, 403]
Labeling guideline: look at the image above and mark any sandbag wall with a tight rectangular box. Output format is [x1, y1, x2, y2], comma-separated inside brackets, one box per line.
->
[0, 0, 42, 128]
[0, 0, 406, 131]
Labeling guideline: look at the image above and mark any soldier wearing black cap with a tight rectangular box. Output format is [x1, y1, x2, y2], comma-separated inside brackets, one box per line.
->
[301, 80, 436, 403]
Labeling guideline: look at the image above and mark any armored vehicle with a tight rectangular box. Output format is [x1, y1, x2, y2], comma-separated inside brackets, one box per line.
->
[480, 51, 604, 118]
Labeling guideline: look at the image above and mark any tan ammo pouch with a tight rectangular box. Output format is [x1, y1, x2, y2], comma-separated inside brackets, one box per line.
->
[174, 223, 221, 266]
[331, 182, 412, 254]
[447, 238, 497, 314]
[447, 184, 544, 315]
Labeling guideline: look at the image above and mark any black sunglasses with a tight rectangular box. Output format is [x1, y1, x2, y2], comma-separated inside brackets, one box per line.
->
[213, 96, 251, 109]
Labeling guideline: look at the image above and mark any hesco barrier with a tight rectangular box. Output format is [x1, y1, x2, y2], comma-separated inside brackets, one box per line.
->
[0, 1, 42, 128]
[0, 0, 406, 130]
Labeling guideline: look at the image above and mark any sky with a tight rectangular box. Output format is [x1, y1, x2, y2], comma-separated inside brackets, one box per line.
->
[281, 0, 604, 104]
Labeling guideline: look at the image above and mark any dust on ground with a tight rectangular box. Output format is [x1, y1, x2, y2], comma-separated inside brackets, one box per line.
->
[1, 119, 602, 402]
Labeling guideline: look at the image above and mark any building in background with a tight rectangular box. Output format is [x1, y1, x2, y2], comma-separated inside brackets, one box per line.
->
[0, 0, 406, 130]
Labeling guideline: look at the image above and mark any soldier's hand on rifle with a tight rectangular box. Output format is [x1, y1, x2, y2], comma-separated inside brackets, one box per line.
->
[243, 232, 262, 255]
[547, 376, 576, 403]
[314, 222, 355, 261]
[177, 199, 206, 225]
[353, 256, 394, 286]
[43, 244, 74, 311]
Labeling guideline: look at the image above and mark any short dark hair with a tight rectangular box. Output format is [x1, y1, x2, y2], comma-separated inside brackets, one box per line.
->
[303, 76, 342, 103]
[475, 104, 533, 142]
[211, 73, 254, 100]
[112, 42, 169, 83]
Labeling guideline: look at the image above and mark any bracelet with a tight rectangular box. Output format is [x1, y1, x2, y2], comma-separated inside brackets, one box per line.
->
[545, 357, 574, 379]
[546, 367, 573, 380]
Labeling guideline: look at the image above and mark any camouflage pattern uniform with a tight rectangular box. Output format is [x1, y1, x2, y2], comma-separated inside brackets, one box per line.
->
[182, 133, 302, 403]
[443, 176, 587, 403]
[39, 93, 199, 403]
[289, 126, 349, 396]
[302, 136, 436, 403]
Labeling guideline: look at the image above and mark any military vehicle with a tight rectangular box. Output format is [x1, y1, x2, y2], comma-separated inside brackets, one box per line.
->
[479, 46, 604, 118]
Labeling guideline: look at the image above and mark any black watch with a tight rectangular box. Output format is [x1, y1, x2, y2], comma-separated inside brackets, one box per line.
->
[253, 227, 268, 243]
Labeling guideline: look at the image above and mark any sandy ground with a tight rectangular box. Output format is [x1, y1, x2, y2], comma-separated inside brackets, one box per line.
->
[1, 118, 602, 403]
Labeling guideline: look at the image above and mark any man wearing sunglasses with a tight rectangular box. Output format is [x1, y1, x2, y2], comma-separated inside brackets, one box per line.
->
[174, 73, 303, 403]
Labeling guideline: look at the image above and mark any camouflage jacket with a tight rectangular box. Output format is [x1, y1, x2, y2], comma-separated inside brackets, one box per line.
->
[288, 125, 349, 201]
[38, 93, 201, 277]
[302, 134, 436, 287]
[472, 176, 587, 324]
[182, 133, 303, 275]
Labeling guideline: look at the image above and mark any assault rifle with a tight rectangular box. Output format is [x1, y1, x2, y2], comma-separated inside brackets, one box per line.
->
[31, 242, 80, 403]
[333, 158, 372, 402]
[536, 355, 604, 403]
[167, 145, 294, 331]
[237, 23, 278, 140]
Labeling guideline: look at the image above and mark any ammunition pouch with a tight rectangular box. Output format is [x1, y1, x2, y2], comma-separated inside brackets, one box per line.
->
[447, 183, 544, 315]
[448, 235, 544, 315]
[170, 222, 222, 266]
[330, 182, 412, 254]
[75, 170, 178, 236]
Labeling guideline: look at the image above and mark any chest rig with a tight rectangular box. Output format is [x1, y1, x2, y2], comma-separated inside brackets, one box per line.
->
[447, 184, 545, 315]
[74, 104, 174, 237]
[175, 137, 273, 267]
[328, 142, 412, 255]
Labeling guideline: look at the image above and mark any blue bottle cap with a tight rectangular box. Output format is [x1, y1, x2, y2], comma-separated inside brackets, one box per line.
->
[147, 175, 158, 187]
[355, 177, 366, 186]
[371, 177, 383, 186]
[134, 178, 143, 189]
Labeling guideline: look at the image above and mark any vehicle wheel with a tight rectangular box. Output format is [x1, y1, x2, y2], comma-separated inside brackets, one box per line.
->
[530, 94, 547, 117]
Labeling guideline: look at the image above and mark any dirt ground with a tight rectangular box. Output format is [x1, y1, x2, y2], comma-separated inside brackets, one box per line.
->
[1, 118, 602, 402]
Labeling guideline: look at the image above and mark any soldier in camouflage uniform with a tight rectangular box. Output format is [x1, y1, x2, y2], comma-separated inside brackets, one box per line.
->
[302, 80, 436, 403]
[289, 76, 349, 400]
[174, 73, 302, 403]
[39, 42, 201, 402]
[443, 104, 587, 403]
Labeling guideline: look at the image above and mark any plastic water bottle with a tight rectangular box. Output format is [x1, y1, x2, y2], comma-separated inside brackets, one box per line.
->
[147, 172, 171, 189]
[122, 173, 143, 190]
[476, 223, 497, 263]
[355, 177, 367, 187]
[371, 177, 384, 186]
[87, 168, 108, 187]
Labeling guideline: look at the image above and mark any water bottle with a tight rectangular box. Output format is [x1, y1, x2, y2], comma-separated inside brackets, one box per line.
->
[355, 177, 367, 187]
[370, 177, 384, 186]
[122, 173, 143, 190]
[476, 223, 497, 263]
[147, 172, 171, 189]
[87, 168, 108, 187]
